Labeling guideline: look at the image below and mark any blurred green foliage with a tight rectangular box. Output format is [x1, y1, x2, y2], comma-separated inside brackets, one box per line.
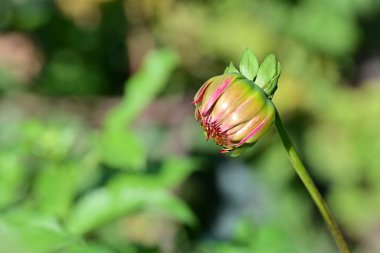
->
[1, 0, 380, 252]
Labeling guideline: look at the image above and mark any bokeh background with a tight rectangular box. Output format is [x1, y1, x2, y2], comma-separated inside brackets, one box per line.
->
[0, 0, 380, 252]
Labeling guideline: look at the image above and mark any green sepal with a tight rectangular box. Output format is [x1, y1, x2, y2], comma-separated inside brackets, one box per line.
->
[266, 62, 281, 99]
[255, 54, 277, 86]
[229, 144, 254, 157]
[255, 54, 279, 97]
[239, 48, 259, 81]
[224, 62, 240, 74]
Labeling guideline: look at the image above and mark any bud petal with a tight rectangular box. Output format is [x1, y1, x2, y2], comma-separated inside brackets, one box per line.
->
[193, 73, 276, 155]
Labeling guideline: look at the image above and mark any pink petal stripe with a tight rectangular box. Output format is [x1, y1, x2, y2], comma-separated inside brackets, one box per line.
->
[220, 118, 251, 135]
[202, 77, 234, 116]
[195, 109, 201, 120]
[235, 118, 268, 147]
[192, 79, 213, 105]
[219, 148, 231, 153]
[209, 86, 252, 126]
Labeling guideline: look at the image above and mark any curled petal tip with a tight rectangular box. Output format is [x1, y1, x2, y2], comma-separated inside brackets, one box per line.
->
[192, 98, 201, 105]
[193, 77, 215, 106]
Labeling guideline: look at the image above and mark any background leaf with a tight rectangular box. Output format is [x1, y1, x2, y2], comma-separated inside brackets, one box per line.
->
[0, 213, 83, 253]
[100, 49, 178, 170]
[105, 49, 178, 128]
[0, 0, 378, 252]
[67, 173, 196, 235]
[33, 163, 77, 218]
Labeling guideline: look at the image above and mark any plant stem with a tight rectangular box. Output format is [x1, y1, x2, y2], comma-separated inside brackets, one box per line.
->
[274, 110, 351, 253]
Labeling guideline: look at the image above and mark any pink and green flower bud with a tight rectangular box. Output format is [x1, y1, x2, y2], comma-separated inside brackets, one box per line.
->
[193, 73, 276, 156]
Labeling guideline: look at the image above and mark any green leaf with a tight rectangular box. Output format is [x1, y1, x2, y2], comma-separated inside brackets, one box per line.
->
[0, 153, 26, 208]
[63, 243, 117, 253]
[67, 175, 196, 235]
[100, 49, 178, 170]
[224, 62, 239, 74]
[0, 213, 83, 253]
[255, 54, 281, 97]
[98, 129, 146, 170]
[160, 157, 199, 188]
[66, 187, 141, 235]
[255, 54, 277, 88]
[239, 49, 259, 80]
[105, 49, 178, 128]
[33, 164, 77, 218]
[267, 62, 281, 98]
[148, 193, 196, 226]
[230, 145, 251, 157]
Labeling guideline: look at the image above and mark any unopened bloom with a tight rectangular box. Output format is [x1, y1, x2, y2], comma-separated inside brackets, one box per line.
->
[193, 73, 275, 155]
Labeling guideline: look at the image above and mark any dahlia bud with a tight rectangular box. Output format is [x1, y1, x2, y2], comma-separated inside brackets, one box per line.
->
[193, 50, 280, 156]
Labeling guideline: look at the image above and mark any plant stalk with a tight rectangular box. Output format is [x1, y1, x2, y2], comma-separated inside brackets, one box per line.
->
[274, 110, 351, 253]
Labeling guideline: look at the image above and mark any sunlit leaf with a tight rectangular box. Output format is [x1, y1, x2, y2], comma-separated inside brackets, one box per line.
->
[255, 54, 277, 90]
[33, 164, 77, 218]
[239, 49, 259, 80]
[0, 213, 82, 253]
[0, 153, 25, 208]
[99, 130, 146, 170]
[67, 175, 196, 235]
[105, 49, 178, 128]
[100, 49, 178, 171]
[160, 157, 198, 188]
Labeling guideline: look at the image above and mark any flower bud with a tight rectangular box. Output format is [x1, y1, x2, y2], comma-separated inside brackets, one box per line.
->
[193, 73, 275, 156]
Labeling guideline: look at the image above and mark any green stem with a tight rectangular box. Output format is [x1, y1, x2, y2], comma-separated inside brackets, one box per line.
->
[274, 110, 351, 253]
